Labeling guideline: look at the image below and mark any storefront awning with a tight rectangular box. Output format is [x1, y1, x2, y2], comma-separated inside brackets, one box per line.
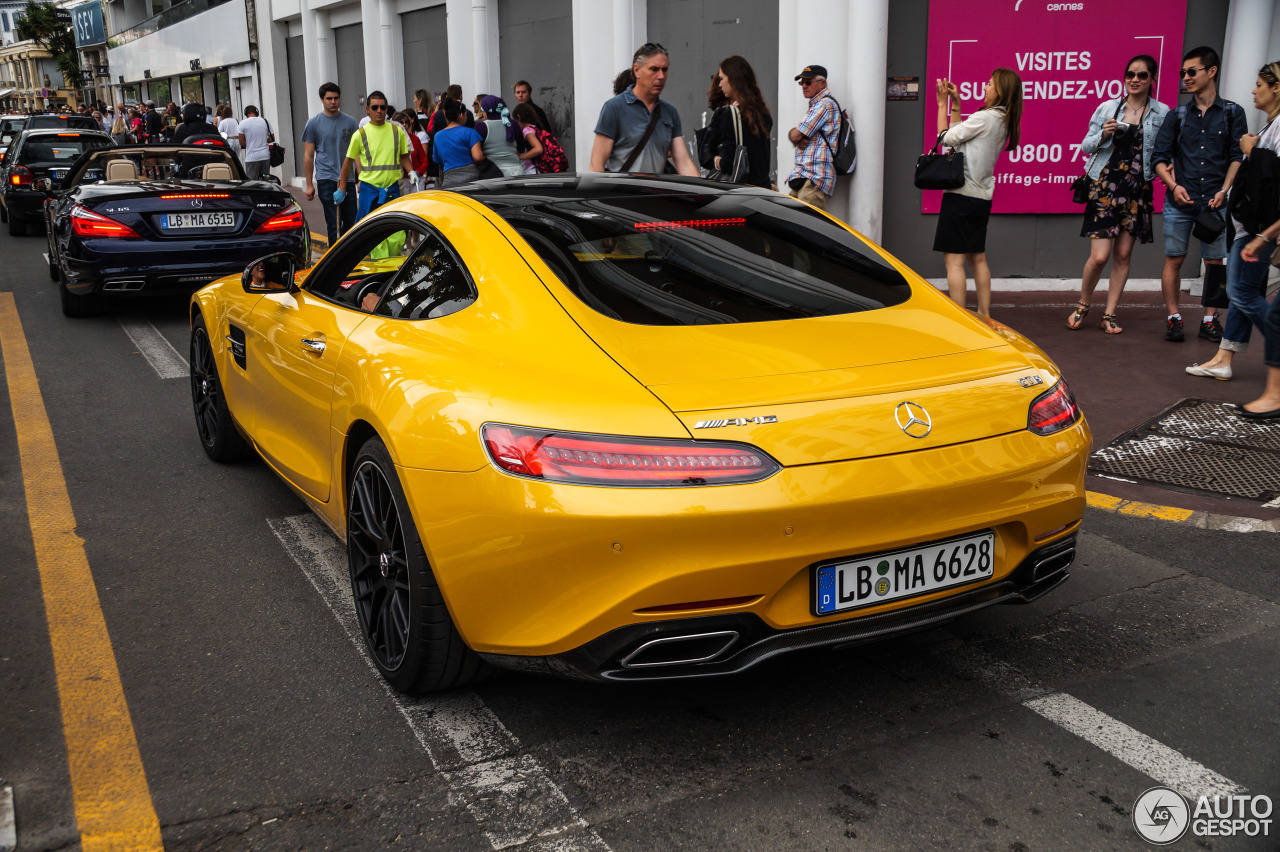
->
[0, 89, 16, 98]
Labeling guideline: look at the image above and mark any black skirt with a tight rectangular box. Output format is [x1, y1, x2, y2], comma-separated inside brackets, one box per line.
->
[933, 192, 993, 254]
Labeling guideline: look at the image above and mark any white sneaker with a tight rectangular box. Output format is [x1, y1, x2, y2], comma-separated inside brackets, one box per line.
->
[1186, 363, 1232, 380]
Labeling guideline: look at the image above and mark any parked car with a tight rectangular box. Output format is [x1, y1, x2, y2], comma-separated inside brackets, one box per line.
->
[189, 173, 1090, 694]
[1, 128, 113, 236]
[44, 144, 309, 316]
[0, 114, 27, 166]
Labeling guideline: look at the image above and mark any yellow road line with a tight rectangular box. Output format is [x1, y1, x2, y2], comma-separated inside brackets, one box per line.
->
[0, 293, 164, 852]
[1086, 491, 1197, 522]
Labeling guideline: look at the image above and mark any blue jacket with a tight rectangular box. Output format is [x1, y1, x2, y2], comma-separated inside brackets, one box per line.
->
[1081, 97, 1170, 181]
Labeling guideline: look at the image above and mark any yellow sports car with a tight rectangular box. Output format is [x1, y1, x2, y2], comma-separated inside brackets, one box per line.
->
[190, 174, 1089, 693]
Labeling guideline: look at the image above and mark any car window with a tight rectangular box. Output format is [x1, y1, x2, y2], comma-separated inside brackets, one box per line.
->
[373, 229, 476, 320]
[19, 136, 110, 166]
[498, 195, 910, 325]
[305, 219, 417, 311]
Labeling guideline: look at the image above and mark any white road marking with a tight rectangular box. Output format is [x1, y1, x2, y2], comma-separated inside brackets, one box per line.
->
[117, 317, 187, 379]
[934, 639, 1247, 801]
[269, 514, 609, 852]
[0, 784, 15, 852]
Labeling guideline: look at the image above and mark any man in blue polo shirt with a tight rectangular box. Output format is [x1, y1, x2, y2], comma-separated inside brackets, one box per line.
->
[590, 43, 699, 175]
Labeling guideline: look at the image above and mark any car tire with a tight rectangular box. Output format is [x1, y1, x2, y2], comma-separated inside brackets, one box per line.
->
[189, 315, 249, 461]
[348, 436, 493, 694]
[8, 215, 25, 237]
[58, 268, 99, 317]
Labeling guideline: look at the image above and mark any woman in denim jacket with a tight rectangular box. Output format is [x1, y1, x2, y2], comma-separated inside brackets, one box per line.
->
[1068, 55, 1169, 334]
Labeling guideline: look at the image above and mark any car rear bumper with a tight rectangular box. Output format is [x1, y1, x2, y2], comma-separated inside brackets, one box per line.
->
[62, 234, 307, 295]
[395, 420, 1091, 663]
[478, 534, 1075, 682]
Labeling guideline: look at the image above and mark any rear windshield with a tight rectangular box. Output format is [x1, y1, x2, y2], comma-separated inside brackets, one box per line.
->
[20, 136, 110, 167]
[28, 116, 98, 130]
[496, 195, 911, 325]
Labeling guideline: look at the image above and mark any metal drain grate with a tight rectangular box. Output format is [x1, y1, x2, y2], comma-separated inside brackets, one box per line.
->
[1089, 399, 1280, 503]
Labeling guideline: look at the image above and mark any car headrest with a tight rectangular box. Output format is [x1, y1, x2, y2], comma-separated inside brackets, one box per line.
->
[202, 163, 233, 180]
[105, 159, 139, 182]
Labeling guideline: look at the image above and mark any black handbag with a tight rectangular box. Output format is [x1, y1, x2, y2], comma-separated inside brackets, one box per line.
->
[1070, 174, 1091, 204]
[1200, 261, 1230, 309]
[708, 106, 749, 183]
[1191, 208, 1226, 243]
[914, 130, 965, 190]
[265, 119, 286, 167]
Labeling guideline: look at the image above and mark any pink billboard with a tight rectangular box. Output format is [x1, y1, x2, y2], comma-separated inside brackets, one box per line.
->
[923, 0, 1187, 214]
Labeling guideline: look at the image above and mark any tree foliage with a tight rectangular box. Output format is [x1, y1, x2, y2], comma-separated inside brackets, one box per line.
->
[15, 0, 82, 88]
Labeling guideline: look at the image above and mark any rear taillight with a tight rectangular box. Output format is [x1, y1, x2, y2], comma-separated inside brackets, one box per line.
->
[71, 205, 139, 238]
[9, 165, 32, 186]
[1028, 379, 1081, 436]
[481, 424, 781, 487]
[255, 202, 304, 233]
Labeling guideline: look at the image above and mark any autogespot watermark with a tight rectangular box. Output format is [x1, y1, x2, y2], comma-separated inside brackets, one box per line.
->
[1133, 786, 1273, 845]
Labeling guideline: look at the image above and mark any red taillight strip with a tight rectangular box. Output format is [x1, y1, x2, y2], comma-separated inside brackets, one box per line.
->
[634, 217, 746, 232]
[255, 203, 304, 233]
[481, 424, 780, 487]
[70, 205, 139, 238]
[1028, 380, 1082, 436]
[160, 193, 231, 199]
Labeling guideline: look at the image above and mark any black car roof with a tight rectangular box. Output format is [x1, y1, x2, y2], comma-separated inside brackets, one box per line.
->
[448, 172, 778, 211]
[18, 128, 112, 138]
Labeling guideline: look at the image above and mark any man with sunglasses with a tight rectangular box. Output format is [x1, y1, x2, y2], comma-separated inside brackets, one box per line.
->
[786, 65, 840, 211]
[1152, 46, 1248, 342]
[335, 91, 418, 224]
[590, 42, 699, 176]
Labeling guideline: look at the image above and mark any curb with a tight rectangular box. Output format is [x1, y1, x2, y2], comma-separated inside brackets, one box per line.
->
[1086, 491, 1280, 533]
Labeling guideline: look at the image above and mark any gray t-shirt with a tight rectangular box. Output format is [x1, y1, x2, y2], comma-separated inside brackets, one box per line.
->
[594, 87, 683, 174]
[302, 111, 359, 182]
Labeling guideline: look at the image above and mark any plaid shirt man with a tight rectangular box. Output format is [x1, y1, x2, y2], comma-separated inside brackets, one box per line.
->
[788, 87, 839, 196]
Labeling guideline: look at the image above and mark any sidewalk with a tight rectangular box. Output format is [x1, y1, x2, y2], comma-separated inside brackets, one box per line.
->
[283, 185, 1277, 524]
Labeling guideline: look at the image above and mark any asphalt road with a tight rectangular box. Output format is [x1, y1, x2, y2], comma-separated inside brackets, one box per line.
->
[1, 220, 1277, 852]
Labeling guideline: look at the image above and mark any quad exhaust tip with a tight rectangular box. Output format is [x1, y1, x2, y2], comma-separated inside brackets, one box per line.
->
[619, 630, 739, 669]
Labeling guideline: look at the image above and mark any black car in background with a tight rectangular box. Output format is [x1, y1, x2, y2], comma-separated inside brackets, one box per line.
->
[0, 115, 27, 166]
[1, 128, 113, 235]
[43, 145, 309, 316]
[24, 115, 103, 132]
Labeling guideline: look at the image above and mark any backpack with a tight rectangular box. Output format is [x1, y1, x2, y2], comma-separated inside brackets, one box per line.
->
[822, 95, 856, 176]
[534, 128, 568, 173]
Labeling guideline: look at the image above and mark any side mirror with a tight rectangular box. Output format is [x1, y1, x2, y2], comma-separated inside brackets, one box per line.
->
[243, 252, 297, 293]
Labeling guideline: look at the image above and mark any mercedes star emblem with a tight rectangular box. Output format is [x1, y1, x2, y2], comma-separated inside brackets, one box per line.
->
[191, 199, 203, 208]
[894, 401, 932, 439]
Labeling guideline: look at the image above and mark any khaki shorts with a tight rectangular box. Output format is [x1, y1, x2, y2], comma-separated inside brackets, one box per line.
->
[789, 179, 828, 210]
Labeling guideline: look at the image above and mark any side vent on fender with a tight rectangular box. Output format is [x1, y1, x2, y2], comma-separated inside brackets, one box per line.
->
[226, 324, 247, 370]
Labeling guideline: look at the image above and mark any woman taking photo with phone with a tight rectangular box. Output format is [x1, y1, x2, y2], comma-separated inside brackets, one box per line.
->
[934, 68, 1023, 317]
[1069, 55, 1168, 334]
[1187, 61, 1280, 390]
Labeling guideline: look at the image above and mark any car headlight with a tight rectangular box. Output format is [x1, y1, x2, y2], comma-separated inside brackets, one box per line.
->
[481, 423, 781, 487]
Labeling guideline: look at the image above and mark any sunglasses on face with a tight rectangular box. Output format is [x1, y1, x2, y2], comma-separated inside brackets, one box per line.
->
[369, 104, 388, 111]
[1179, 67, 1205, 78]
[1124, 70, 1150, 81]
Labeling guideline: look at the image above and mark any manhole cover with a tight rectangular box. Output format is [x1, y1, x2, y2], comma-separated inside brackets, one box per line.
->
[1089, 399, 1280, 503]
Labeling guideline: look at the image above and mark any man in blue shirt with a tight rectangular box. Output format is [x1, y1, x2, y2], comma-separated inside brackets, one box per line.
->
[1152, 46, 1247, 342]
[590, 43, 699, 176]
[302, 82, 360, 244]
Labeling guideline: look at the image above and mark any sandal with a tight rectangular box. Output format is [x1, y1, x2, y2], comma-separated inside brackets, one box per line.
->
[1099, 314, 1122, 335]
[1066, 300, 1090, 330]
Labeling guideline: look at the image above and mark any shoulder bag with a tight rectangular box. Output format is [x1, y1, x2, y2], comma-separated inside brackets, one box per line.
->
[265, 119, 286, 167]
[914, 129, 965, 190]
[708, 106, 749, 183]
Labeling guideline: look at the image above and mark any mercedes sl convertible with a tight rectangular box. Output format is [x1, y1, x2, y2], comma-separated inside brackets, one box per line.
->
[189, 174, 1090, 693]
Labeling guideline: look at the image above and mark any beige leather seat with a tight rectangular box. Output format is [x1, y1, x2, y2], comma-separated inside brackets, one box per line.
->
[105, 160, 139, 182]
[202, 163, 234, 180]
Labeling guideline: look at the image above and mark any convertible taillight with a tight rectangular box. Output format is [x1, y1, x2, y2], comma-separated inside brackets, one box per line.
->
[481, 424, 781, 487]
[9, 165, 32, 186]
[255, 202, 304, 233]
[71, 204, 140, 238]
[1028, 379, 1082, 436]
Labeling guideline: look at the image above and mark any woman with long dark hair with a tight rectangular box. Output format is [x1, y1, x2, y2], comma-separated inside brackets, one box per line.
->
[933, 67, 1023, 317]
[1069, 55, 1168, 334]
[701, 55, 773, 187]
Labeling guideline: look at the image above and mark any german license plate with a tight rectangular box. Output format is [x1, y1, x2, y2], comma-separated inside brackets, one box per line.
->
[161, 211, 235, 229]
[814, 531, 995, 616]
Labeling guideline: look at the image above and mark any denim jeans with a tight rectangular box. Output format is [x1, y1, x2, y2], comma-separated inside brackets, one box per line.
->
[355, 181, 401, 222]
[316, 178, 356, 244]
[1220, 237, 1274, 352]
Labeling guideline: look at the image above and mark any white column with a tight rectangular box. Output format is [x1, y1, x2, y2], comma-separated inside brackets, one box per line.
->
[471, 0, 490, 95]
[845, 0, 888, 241]
[446, 0, 473, 96]
[300, 6, 322, 108]
[360, 0, 381, 97]
[378, 0, 401, 107]
[315, 8, 337, 88]
[572, 0, 643, 172]
[1223, 0, 1277, 133]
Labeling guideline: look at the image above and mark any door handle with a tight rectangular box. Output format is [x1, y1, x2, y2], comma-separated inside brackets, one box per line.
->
[301, 337, 326, 354]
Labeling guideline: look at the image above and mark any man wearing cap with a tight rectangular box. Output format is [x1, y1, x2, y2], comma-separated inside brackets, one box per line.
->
[786, 65, 840, 210]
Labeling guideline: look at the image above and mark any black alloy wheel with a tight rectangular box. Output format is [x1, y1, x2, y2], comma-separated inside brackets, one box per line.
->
[347, 437, 490, 693]
[189, 316, 248, 461]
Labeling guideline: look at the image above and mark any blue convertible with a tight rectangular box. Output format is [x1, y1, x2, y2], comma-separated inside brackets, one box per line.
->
[43, 145, 310, 317]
